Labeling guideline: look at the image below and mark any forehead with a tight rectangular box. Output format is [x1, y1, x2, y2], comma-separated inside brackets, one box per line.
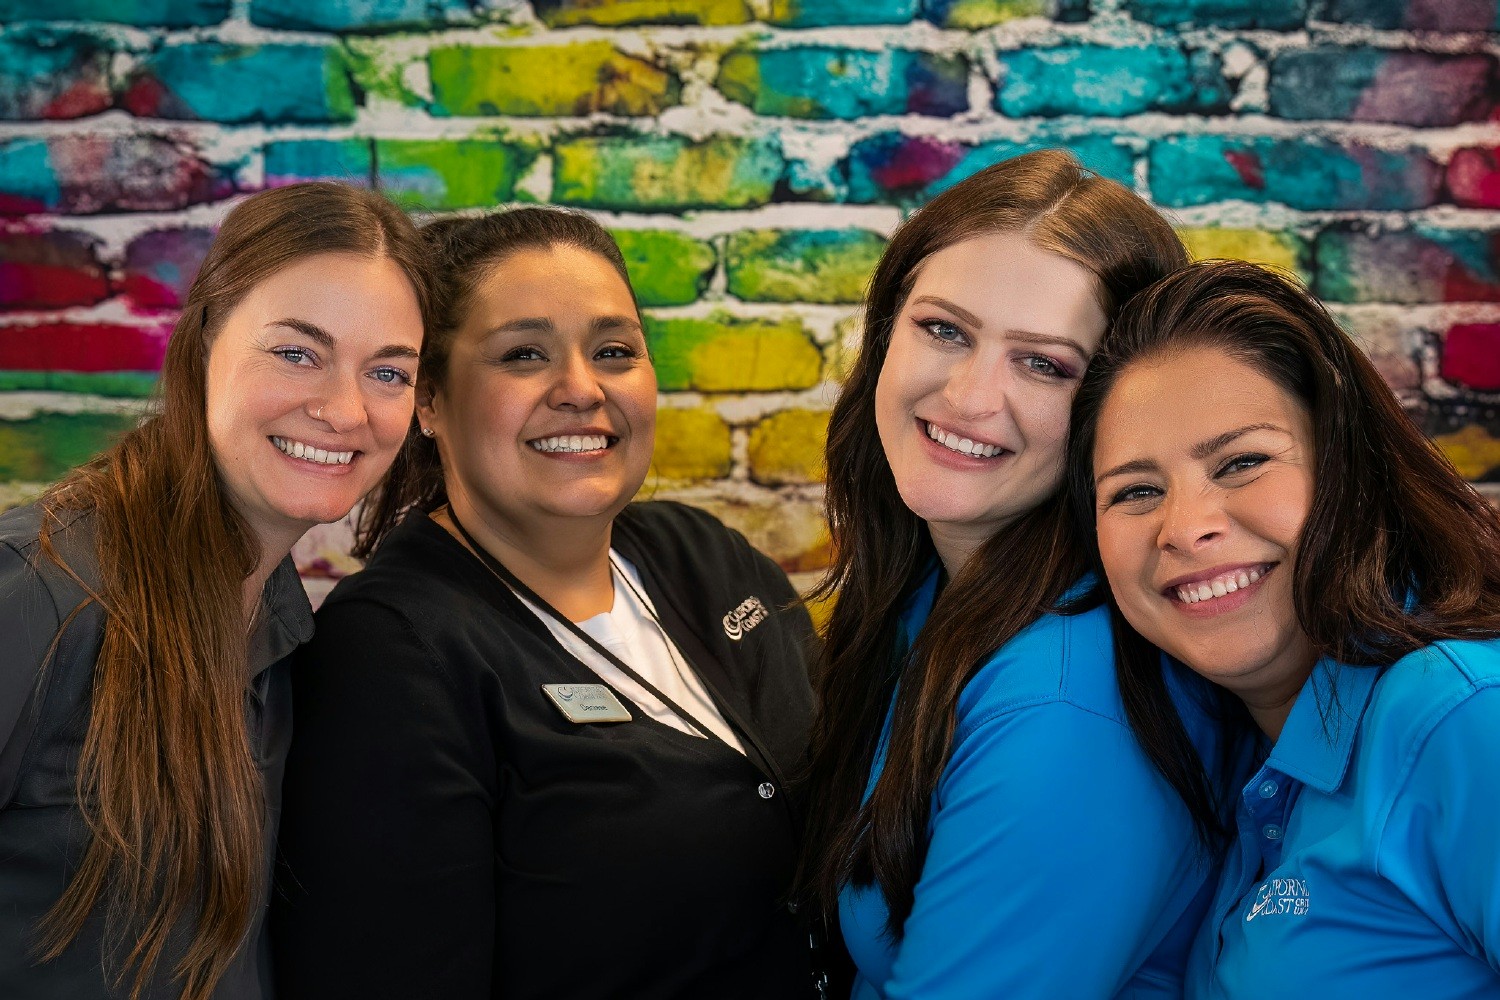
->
[1095, 347, 1310, 462]
[226, 251, 422, 336]
[906, 231, 1105, 336]
[469, 245, 636, 323]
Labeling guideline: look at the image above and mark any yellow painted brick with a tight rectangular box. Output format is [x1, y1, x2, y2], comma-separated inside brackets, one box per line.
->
[1435, 424, 1500, 480]
[748, 409, 829, 486]
[649, 407, 732, 482]
[1177, 227, 1307, 278]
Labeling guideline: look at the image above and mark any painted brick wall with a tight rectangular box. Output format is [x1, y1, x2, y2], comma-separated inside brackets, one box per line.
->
[1, 0, 1497, 593]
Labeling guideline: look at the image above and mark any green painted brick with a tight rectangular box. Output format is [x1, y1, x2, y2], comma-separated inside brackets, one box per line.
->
[0, 372, 157, 397]
[553, 135, 783, 211]
[375, 138, 533, 210]
[611, 229, 716, 307]
[0, 411, 137, 480]
[646, 313, 822, 392]
[726, 229, 884, 304]
[534, 0, 752, 26]
[430, 42, 681, 118]
[650, 407, 732, 481]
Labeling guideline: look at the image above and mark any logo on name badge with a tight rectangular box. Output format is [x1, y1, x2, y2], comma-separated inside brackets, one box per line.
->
[722, 596, 769, 640]
[541, 683, 632, 724]
[1245, 877, 1310, 922]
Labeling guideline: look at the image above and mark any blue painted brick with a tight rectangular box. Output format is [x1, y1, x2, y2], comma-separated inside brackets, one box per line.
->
[1149, 135, 1442, 211]
[122, 44, 355, 124]
[0, 0, 228, 27]
[718, 47, 967, 119]
[250, 0, 476, 31]
[264, 139, 373, 187]
[998, 45, 1230, 117]
[1123, 0, 1306, 28]
[0, 28, 114, 121]
[1270, 48, 1494, 128]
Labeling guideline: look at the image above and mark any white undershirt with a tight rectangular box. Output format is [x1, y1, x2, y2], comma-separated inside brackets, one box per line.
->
[519, 551, 745, 754]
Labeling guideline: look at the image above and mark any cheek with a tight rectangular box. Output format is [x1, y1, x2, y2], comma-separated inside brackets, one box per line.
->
[1096, 517, 1150, 598]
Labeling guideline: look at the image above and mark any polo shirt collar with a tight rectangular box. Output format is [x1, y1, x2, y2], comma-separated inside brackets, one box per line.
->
[1265, 658, 1381, 794]
[247, 553, 314, 677]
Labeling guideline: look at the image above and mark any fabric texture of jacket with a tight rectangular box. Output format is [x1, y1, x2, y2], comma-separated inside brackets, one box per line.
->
[0, 501, 313, 1000]
[271, 501, 818, 999]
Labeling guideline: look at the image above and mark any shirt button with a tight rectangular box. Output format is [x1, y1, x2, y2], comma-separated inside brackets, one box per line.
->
[758, 782, 776, 799]
[1259, 780, 1279, 799]
[1263, 824, 1283, 841]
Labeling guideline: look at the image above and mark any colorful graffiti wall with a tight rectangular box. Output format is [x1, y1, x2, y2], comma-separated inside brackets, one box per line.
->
[1, 0, 1497, 590]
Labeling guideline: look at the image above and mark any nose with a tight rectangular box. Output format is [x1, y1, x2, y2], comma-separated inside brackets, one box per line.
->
[941, 353, 1006, 422]
[1156, 486, 1229, 554]
[309, 371, 368, 434]
[547, 350, 605, 411]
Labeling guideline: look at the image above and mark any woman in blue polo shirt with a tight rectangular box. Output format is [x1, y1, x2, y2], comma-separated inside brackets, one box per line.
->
[795, 149, 1235, 998]
[1072, 259, 1500, 995]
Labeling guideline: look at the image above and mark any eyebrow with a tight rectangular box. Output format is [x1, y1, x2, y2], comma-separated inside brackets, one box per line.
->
[269, 318, 419, 361]
[482, 314, 642, 338]
[908, 294, 1089, 358]
[1094, 422, 1290, 484]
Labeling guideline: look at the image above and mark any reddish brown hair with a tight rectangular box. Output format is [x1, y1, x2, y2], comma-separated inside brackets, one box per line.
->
[36, 182, 430, 1000]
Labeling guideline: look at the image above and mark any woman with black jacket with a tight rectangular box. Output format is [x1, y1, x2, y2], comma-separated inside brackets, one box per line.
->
[271, 207, 820, 999]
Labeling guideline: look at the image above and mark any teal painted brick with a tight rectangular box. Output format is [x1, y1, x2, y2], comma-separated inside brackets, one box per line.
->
[1314, 224, 1500, 304]
[122, 44, 355, 124]
[553, 135, 783, 211]
[718, 47, 967, 119]
[1311, 0, 1499, 31]
[1148, 136, 1441, 211]
[0, 28, 114, 121]
[265, 139, 373, 186]
[767, 0, 918, 26]
[845, 132, 1133, 205]
[1270, 49, 1494, 128]
[1123, 0, 1306, 28]
[250, 0, 475, 31]
[0, 0, 228, 27]
[998, 45, 1230, 117]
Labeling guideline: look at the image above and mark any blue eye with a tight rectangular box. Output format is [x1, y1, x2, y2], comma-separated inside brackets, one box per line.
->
[370, 367, 413, 386]
[272, 347, 315, 366]
[918, 319, 968, 346]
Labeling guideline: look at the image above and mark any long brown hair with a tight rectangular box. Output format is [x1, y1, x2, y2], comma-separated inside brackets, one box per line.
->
[356, 206, 638, 556]
[1065, 259, 1500, 841]
[34, 182, 430, 1000]
[797, 149, 1188, 933]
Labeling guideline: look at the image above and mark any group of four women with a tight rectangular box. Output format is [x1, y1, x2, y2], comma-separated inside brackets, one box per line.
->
[1, 149, 1497, 999]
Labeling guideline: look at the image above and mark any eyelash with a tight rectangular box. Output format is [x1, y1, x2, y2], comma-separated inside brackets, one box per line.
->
[915, 320, 1075, 379]
[272, 347, 412, 388]
[1103, 453, 1272, 508]
[1218, 452, 1269, 476]
[500, 344, 640, 363]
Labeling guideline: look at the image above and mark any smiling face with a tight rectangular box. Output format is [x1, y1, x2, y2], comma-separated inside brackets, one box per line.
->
[1092, 345, 1319, 728]
[204, 251, 424, 558]
[873, 230, 1107, 571]
[421, 244, 655, 538]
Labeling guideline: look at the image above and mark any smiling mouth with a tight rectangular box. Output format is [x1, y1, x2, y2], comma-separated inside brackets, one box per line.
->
[1168, 563, 1276, 605]
[271, 436, 355, 466]
[528, 434, 616, 455]
[923, 420, 1009, 459]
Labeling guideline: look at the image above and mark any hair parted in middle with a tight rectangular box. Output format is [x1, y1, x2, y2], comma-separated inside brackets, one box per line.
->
[355, 206, 640, 556]
[797, 148, 1189, 934]
[1064, 257, 1500, 848]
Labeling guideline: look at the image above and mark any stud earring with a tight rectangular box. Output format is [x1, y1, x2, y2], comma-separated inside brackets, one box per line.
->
[420, 426, 435, 437]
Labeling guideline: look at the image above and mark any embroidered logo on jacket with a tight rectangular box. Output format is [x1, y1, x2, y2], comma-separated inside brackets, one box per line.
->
[1245, 877, 1310, 921]
[723, 596, 769, 640]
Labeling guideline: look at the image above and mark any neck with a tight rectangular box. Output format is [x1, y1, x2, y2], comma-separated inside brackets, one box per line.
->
[440, 493, 615, 621]
[243, 535, 297, 630]
[927, 521, 995, 579]
[1239, 671, 1312, 743]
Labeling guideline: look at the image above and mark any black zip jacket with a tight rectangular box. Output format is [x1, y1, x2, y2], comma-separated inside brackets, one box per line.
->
[271, 502, 818, 999]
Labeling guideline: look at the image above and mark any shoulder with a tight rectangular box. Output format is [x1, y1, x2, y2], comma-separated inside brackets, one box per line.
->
[1365, 638, 1500, 753]
[321, 513, 494, 620]
[617, 500, 793, 594]
[954, 600, 1123, 739]
[618, 500, 752, 555]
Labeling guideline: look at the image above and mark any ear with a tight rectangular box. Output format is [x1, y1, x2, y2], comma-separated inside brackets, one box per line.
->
[415, 377, 441, 432]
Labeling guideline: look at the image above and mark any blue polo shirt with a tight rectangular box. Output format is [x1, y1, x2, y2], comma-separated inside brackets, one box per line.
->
[839, 571, 1226, 998]
[1188, 639, 1500, 997]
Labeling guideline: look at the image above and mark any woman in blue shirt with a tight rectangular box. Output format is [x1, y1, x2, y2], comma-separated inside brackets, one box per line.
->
[1072, 259, 1500, 995]
[796, 149, 1230, 998]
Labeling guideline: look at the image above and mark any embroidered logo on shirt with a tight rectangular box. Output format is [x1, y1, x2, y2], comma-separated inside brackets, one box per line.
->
[1246, 877, 1310, 921]
[722, 596, 769, 640]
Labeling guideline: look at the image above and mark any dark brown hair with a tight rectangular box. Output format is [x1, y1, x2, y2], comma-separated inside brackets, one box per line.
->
[1065, 259, 1500, 842]
[356, 206, 638, 555]
[36, 182, 430, 1000]
[797, 149, 1188, 933]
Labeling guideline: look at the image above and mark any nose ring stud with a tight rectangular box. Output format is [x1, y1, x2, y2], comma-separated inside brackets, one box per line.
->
[316, 405, 324, 420]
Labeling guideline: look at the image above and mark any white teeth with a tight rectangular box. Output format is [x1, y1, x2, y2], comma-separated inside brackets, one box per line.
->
[1175, 567, 1268, 606]
[271, 436, 353, 466]
[925, 422, 1004, 459]
[530, 434, 609, 454]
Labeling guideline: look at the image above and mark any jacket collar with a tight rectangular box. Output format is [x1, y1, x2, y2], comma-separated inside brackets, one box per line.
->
[248, 554, 314, 677]
[1265, 658, 1381, 794]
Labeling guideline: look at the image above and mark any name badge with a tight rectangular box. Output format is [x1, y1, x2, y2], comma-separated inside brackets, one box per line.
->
[541, 683, 633, 724]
